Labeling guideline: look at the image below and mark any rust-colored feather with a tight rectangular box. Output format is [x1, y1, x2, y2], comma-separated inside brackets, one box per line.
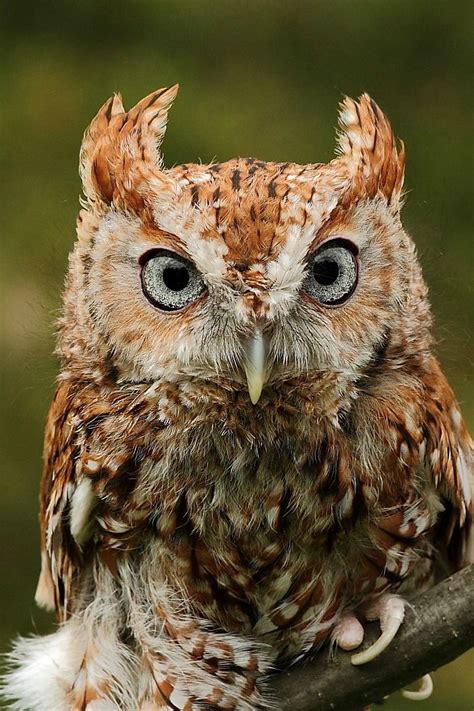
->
[336, 93, 405, 208]
[79, 84, 178, 206]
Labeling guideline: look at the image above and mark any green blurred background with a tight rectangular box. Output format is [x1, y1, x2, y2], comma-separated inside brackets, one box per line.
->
[1, 1, 472, 708]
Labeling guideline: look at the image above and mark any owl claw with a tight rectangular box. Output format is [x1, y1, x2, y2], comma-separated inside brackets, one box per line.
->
[402, 674, 433, 701]
[351, 595, 405, 665]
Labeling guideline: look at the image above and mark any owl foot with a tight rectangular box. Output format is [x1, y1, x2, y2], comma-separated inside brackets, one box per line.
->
[350, 594, 405, 665]
[332, 612, 365, 651]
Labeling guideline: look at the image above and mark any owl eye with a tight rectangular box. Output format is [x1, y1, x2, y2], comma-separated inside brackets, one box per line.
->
[303, 239, 358, 305]
[140, 250, 206, 311]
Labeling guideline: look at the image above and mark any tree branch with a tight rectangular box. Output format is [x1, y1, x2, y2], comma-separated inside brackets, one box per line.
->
[270, 565, 474, 710]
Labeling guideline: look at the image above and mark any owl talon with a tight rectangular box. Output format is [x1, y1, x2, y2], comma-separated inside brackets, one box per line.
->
[351, 595, 405, 665]
[402, 674, 433, 701]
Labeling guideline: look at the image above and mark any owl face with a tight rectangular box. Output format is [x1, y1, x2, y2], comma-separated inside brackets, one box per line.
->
[67, 87, 424, 407]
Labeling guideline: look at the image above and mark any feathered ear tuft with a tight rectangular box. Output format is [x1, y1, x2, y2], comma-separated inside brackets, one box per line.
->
[79, 84, 179, 207]
[336, 94, 405, 210]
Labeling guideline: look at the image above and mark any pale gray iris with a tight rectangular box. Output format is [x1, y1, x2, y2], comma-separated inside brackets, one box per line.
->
[141, 251, 206, 311]
[304, 242, 358, 305]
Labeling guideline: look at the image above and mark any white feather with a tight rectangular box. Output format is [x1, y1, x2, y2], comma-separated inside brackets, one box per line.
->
[2, 625, 87, 711]
[70, 478, 97, 544]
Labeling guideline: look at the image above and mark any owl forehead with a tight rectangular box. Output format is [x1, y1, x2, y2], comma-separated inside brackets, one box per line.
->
[151, 158, 346, 270]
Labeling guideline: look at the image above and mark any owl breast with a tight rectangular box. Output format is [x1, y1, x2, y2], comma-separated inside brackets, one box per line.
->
[84, 381, 438, 661]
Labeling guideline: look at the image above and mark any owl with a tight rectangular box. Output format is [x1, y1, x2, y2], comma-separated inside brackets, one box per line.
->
[4, 86, 472, 711]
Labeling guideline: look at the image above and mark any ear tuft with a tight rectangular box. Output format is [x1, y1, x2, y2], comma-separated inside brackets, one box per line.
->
[336, 94, 405, 209]
[79, 84, 179, 207]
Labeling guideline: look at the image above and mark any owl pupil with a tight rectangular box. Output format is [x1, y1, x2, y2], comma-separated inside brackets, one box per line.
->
[163, 266, 190, 291]
[313, 258, 339, 285]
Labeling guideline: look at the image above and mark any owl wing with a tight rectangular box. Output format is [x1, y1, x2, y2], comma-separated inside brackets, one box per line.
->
[35, 381, 89, 620]
[422, 360, 473, 569]
[35, 379, 158, 619]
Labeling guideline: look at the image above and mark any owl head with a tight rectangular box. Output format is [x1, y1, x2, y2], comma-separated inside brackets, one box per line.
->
[61, 85, 431, 411]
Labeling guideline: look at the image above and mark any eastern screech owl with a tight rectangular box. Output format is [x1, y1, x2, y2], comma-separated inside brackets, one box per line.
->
[5, 86, 473, 710]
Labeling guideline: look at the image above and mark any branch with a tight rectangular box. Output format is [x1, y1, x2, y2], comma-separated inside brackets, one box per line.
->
[270, 565, 474, 711]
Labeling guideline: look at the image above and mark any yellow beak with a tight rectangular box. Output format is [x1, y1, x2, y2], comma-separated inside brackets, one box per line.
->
[243, 328, 267, 405]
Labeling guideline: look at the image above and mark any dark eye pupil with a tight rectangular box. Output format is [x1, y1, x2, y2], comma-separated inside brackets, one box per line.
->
[313, 258, 339, 285]
[163, 266, 189, 291]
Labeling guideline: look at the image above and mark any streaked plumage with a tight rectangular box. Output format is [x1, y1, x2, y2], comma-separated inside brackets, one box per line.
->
[4, 87, 472, 710]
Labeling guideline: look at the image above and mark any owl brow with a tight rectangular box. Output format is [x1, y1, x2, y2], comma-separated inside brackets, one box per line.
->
[306, 207, 353, 254]
[140, 225, 190, 259]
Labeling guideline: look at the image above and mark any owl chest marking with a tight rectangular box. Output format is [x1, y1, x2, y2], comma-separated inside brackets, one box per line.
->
[93, 423, 363, 636]
[86, 399, 440, 648]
